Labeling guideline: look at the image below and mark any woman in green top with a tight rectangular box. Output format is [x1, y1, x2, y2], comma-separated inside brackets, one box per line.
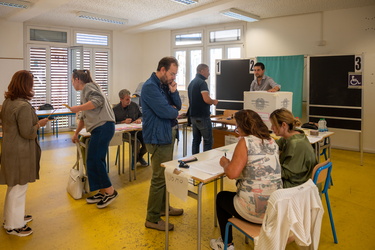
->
[270, 108, 317, 188]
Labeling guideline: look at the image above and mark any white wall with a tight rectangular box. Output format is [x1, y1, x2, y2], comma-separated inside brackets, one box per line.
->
[111, 31, 143, 102]
[245, 5, 375, 153]
[0, 21, 24, 103]
[140, 30, 172, 77]
[111, 30, 171, 103]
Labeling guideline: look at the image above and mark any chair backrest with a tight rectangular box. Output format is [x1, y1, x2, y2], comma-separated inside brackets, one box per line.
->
[311, 159, 332, 193]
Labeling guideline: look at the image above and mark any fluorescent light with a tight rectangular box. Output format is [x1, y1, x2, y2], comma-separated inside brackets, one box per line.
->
[220, 8, 260, 22]
[171, 0, 198, 5]
[0, 0, 31, 9]
[77, 11, 128, 25]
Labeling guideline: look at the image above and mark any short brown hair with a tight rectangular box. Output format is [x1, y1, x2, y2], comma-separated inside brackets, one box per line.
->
[156, 57, 179, 72]
[5, 70, 34, 101]
[270, 108, 301, 131]
[234, 109, 270, 140]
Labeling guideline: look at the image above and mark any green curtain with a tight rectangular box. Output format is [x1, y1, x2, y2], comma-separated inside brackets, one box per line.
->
[257, 55, 304, 118]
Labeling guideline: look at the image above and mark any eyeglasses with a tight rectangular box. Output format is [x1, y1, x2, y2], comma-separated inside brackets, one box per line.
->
[167, 70, 177, 77]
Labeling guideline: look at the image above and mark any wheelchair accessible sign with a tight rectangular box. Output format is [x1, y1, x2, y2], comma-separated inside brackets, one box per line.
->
[348, 72, 362, 89]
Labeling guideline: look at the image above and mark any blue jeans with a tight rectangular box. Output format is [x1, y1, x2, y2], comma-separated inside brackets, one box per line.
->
[191, 116, 213, 154]
[86, 121, 115, 191]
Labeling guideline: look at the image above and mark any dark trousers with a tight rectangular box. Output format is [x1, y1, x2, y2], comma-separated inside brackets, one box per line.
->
[86, 121, 115, 191]
[216, 191, 247, 244]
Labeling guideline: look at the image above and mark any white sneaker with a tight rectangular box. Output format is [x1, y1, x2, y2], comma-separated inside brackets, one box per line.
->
[210, 237, 235, 250]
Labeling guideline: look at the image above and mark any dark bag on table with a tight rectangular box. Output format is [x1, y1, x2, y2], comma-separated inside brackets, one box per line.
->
[301, 122, 318, 130]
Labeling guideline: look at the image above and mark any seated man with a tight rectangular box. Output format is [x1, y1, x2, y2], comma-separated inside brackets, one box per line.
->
[113, 89, 148, 166]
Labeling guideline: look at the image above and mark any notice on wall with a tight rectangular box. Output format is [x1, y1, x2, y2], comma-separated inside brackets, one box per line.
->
[348, 72, 362, 89]
[165, 167, 189, 202]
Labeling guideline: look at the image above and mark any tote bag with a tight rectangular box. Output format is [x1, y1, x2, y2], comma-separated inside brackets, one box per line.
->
[67, 143, 89, 199]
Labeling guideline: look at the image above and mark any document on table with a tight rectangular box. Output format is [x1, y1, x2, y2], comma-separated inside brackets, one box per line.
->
[189, 157, 224, 175]
[307, 135, 323, 144]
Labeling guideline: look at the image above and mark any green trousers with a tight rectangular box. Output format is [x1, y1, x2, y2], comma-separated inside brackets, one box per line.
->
[145, 128, 177, 223]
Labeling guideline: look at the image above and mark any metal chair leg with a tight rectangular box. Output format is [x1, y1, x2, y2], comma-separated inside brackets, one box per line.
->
[325, 191, 338, 243]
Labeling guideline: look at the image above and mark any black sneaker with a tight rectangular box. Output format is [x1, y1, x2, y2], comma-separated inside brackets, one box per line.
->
[96, 190, 118, 209]
[7, 225, 33, 237]
[86, 192, 105, 204]
[138, 158, 148, 166]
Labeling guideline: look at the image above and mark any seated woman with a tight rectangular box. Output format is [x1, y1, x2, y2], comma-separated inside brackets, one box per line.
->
[269, 108, 317, 188]
[210, 109, 283, 250]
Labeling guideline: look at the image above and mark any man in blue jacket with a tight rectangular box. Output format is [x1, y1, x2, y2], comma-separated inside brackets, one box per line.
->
[141, 56, 183, 231]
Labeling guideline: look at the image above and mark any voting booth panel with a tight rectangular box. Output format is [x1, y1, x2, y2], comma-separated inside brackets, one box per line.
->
[244, 91, 293, 129]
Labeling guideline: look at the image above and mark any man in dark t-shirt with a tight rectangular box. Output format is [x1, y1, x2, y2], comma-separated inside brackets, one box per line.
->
[188, 64, 218, 154]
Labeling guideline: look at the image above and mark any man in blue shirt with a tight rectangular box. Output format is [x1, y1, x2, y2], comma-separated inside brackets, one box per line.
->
[141, 57, 183, 231]
[250, 62, 281, 92]
[188, 64, 218, 154]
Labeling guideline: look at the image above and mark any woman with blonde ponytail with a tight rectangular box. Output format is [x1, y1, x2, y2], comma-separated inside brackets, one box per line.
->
[270, 108, 317, 188]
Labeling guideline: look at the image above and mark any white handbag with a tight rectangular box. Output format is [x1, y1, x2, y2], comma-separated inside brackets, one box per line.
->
[67, 143, 89, 199]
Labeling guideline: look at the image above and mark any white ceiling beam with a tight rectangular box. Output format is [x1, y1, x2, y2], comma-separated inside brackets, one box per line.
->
[122, 0, 237, 33]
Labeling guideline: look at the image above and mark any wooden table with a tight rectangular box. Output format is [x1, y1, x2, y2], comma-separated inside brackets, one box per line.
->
[210, 116, 238, 148]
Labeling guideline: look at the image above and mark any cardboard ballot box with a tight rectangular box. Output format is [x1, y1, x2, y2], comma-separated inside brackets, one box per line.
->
[243, 91, 293, 129]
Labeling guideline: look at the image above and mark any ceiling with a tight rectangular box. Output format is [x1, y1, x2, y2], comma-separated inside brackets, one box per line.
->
[1, 0, 375, 33]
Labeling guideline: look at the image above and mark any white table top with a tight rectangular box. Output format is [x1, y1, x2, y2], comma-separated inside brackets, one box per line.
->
[36, 108, 74, 116]
[79, 123, 142, 137]
[161, 143, 236, 183]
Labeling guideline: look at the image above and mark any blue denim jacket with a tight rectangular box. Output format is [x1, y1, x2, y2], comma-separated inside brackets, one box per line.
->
[141, 72, 181, 145]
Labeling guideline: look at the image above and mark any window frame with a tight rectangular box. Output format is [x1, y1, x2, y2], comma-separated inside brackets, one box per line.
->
[207, 24, 245, 45]
[25, 25, 112, 130]
[73, 30, 111, 49]
[171, 29, 204, 49]
[26, 25, 70, 46]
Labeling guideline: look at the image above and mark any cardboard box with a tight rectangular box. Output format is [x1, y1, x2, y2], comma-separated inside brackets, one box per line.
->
[243, 91, 293, 129]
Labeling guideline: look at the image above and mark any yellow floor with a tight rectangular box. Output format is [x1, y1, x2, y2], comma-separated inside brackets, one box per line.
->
[1, 131, 375, 249]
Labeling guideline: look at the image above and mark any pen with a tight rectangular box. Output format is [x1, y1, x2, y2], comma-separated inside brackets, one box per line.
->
[224, 152, 227, 157]
[47, 109, 56, 119]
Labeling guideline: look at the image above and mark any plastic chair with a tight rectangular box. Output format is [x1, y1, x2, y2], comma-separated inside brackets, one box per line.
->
[311, 159, 338, 244]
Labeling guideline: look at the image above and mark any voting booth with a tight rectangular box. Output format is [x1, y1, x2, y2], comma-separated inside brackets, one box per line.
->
[244, 91, 293, 129]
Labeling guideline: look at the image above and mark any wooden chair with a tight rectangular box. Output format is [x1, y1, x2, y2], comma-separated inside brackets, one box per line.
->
[311, 159, 338, 243]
